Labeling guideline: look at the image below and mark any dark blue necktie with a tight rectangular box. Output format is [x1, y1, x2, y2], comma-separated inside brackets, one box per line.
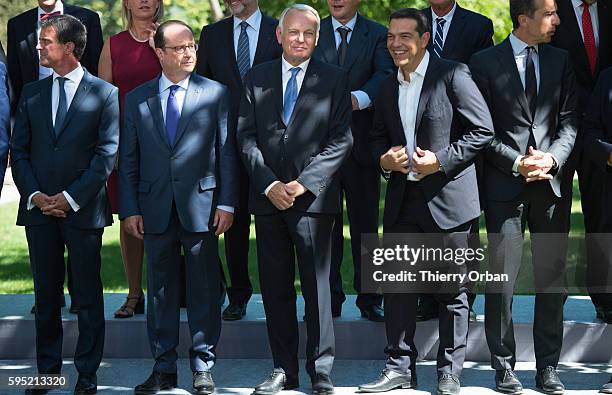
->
[166, 85, 180, 146]
[283, 67, 300, 124]
[237, 21, 250, 81]
[54, 77, 67, 136]
[433, 17, 446, 58]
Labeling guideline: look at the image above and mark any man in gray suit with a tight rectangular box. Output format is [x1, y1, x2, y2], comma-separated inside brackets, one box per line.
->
[470, 0, 578, 393]
[10, 15, 119, 394]
[119, 20, 238, 395]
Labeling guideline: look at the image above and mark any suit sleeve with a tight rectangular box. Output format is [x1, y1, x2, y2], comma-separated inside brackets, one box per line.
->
[435, 63, 495, 178]
[65, 87, 119, 207]
[7, 18, 23, 115]
[118, 93, 141, 219]
[0, 63, 10, 192]
[582, 72, 612, 172]
[475, 18, 494, 53]
[216, 87, 239, 207]
[83, 12, 103, 76]
[195, 28, 212, 78]
[10, 86, 40, 198]
[297, 73, 353, 196]
[236, 74, 280, 194]
[369, 81, 393, 174]
[547, 52, 578, 166]
[359, 27, 394, 103]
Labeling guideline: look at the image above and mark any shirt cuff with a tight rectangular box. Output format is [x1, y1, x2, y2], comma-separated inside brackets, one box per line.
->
[264, 181, 280, 196]
[217, 205, 234, 214]
[63, 191, 80, 212]
[351, 90, 371, 110]
[27, 191, 41, 210]
[512, 155, 522, 176]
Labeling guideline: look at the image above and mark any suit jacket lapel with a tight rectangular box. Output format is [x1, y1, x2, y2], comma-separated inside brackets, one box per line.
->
[26, 9, 39, 70]
[269, 59, 285, 126]
[286, 60, 320, 127]
[318, 19, 339, 65]
[55, 70, 92, 139]
[223, 18, 243, 85]
[343, 14, 368, 70]
[391, 80, 407, 146]
[535, 45, 551, 121]
[41, 76, 54, 140]
[598, 1, 610, 73]
[415, 57, 439, 133]
[253, 16, 277, 66]
[442, 5, 467, 56]
[146, 77, 171, 151]
[173, 76, 202, 147]
[559, 0, 592, 78]
[496, 38, 532, 122]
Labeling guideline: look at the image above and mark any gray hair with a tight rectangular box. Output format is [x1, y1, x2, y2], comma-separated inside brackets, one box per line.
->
[278, 4, 320, 33]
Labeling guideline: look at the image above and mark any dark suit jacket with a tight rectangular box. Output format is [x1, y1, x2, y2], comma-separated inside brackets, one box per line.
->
[584, 67, 612, 171]
[423, 4, 494, 64]
[10, 70, 119, 229]
[370, 56, 494, 230]
[237, 58, 353, 215]
[0, 42, 6, 65]
[551, 0, 612, 112]
[313, 14, 394, 166]
[470, 38, 579, 201]
[196, 13, 282, 135]
[7, 4, 103, 113]
[119, 73, 238, 234]
[0, 61, 9, 195]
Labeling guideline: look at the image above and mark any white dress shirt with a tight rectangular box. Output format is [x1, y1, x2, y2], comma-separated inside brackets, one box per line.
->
[571, 0, 599, 47]
[37, 0, 64, 80]
[233, 8, 262, 68]
[264, 56, 311, 196]
[397, 52, 429, 181]
[509, 32, 540, 92]
[28, 65, 83, 212]
[431, 1, 457, 47]
[159, 73, 233, 214]
[331, 14, 371, 110]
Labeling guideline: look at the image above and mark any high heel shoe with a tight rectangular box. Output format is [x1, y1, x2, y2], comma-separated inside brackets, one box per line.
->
[114, 293, 145, 318]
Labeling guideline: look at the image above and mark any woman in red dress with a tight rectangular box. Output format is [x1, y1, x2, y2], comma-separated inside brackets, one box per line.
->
[98, 0, 163, 318]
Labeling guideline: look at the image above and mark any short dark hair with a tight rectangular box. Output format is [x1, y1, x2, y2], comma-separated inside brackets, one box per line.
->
[509, 0, 539, 29]
[154, 20, 194, 49]
[389, 8, 431, 36]
[40, 14, 87, 60]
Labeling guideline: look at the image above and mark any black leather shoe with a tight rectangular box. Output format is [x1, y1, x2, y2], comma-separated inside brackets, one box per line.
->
[134, 371, 178, 394]
[193, 371, 215, 394]
[74, 373, 97, 394]
[253, 370, 299, 395]
[601, 376, 612, 394]
[24, 389, 49, 394]
[437, 373, 460, 395]
[495, 369, 522, 394]
[223, 301, 247, 321]
[358, 369, 415, 392]
[359, 305, 384, 322]
[416, 298, 438, 321]
[311, 374, 333, 395]
[535, 366, 564, 394]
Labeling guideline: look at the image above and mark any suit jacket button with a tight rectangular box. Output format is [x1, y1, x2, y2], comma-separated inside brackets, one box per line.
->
[283, 135, 288, 140]
[532, 124, 537, 129]
[54, 147, 59, 151]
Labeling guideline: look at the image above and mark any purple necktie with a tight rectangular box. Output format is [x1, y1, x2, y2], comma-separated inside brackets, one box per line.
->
[166, 85, 180, 146]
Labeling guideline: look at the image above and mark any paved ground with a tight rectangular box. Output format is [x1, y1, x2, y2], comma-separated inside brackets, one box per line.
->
[0, 359, 609, 394]
[0, 168, 18, 205]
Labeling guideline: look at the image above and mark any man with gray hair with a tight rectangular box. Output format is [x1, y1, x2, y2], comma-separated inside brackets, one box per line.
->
[237, 4, 352, 395]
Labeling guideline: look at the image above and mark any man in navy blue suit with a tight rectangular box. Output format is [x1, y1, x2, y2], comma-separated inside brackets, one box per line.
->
[0, 58, 9, 197]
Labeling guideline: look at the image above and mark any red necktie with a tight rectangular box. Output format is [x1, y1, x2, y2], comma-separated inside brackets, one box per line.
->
[40, 11, 60, 21]
[582, 1, 597, 75]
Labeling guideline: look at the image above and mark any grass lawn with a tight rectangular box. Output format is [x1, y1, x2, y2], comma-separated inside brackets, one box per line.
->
[0, 180, 587, 295]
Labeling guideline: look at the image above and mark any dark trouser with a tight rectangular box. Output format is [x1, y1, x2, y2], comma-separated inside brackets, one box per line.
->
[330, 156, 382, 310]
[485, 181, 566, 371]
[26, 221, 104, 374]
[144, 207, 222, 374]
[384, 183, 471, 377]
[255, 211, 335, 379]
[224, 163, 253, 305]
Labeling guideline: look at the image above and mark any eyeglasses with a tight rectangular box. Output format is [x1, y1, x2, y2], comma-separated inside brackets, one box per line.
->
[163, 43, 198, 54]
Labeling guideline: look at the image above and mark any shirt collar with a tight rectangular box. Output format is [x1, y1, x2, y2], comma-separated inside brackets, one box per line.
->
[572, 0, 596, 9]
[52, 63, 83, 84]
[281, 56, 310, 75]
[509, 32, 539, 55]
[38, 0, 64, 18]
[432, 1, 457, 21]
[331, 12, 358, 32]
[397, 51, 429, 85]
[233, 7, 262, 32]
[159, 72, 190, 93]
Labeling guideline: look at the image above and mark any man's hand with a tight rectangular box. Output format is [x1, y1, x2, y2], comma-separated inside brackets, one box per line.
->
[380, 145, 409, 173]
[412, 147, 440, 180]
[41, 193, 70, 217]
[213, 209, 234, 236]
[147, 21, 160, 50]
[267, 183, 295, 210]
[518, 146, 555, 182]
[286, 180, 307, 198]
[351, 94, 359, 111]
[33, 193, 67, 218]
[123, 215, 144, 240]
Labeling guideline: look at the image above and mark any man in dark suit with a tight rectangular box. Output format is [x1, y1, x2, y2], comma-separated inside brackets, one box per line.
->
[237, 5, 352, 394]
[196, 0, 282, 321]
[313, 0, 393, 322]
[10, 15, 118, 395]
[470, 0, 578, 392]
[551, 0, 612, 323]
[7, 0, 103, 114]
[120, 20, 238, 395]
[357, 8, 493, 395]
[0, 51, 9, 197]
[418, 0, 495, 323]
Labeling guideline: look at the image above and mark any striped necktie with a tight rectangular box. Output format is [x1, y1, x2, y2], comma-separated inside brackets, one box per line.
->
[433, 17, 446, 58]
